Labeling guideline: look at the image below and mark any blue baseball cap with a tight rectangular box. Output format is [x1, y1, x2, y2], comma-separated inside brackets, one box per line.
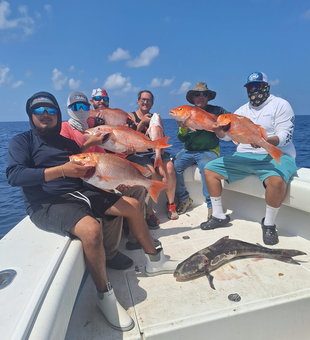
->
[244, 72, 268, 87]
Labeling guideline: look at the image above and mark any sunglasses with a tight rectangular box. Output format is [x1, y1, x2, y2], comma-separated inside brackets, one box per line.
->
[71, 103, 90, 111]
[140, 98, 152, 103]
[193, 92, 208, 98]
[32, 107, 58, 115]
[246, 82, 264, 92]
[93, 96, 109, 102]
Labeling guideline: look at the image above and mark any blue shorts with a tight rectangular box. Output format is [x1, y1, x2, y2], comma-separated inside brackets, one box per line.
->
[126, 151, 171, 167]
[205, 152, 297, 186]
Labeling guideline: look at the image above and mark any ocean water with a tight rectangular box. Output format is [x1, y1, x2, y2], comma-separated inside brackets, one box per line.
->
[1, 116, 310, 239]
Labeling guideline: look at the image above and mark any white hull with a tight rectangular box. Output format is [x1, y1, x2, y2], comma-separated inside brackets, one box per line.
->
[1, 166, 310, 339]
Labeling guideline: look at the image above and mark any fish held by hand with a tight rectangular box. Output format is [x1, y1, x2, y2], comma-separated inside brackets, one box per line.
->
[69, 152, 170, 202]
[217, 113, 284, 164]
[169, 105, 217, 132]
[146, 113, 165, 168]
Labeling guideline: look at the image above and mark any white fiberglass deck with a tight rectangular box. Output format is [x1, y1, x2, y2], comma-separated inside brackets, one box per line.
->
[65, 203, 310, 340]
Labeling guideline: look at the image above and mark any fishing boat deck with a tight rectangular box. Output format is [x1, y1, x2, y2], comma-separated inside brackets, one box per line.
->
[65, 200, 310, 340]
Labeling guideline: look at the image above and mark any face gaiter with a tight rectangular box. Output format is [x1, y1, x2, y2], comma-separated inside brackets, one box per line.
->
[247, 83, 270, 107]
[68, 108, 89, 131]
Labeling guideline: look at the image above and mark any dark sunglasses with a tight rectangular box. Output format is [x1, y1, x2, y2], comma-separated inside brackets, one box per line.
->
[32, 107, 58, 115]
[71, 103, 90, 111]
[93, 96, 109, 102]
[246, 82, 264, 92]
[193, 92, 208, 98]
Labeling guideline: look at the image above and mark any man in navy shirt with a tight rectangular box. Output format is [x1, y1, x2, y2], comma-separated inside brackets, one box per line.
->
[6, 91, 178, 332]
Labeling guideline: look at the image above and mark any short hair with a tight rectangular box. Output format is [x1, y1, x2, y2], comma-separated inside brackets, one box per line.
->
[137, 90, 154, 103]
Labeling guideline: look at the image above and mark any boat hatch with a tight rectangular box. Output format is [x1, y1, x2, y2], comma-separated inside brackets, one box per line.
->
[0, 269, 17, 290]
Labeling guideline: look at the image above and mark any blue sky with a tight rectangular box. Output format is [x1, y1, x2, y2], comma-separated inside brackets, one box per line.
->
[0, 0, 309, 122]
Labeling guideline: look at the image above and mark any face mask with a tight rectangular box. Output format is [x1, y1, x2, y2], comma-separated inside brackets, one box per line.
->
[68, 108, 89, 131]
[247, 84, 270, 107]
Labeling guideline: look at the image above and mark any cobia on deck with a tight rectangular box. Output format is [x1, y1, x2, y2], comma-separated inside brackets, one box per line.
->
[0, 166, 309, 340]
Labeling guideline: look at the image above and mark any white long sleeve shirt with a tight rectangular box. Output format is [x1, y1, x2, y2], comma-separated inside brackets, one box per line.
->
[229, 95, 296, 158]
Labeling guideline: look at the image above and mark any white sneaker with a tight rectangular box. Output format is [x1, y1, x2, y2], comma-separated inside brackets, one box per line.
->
[145, 248, 179, 277]
[96, 282, 134, 332]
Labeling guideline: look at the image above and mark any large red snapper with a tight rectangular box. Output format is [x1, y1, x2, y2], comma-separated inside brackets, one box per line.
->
[84, 125, 171, 154]
[89, 108, 132, 126]
[169, 105, 217, 131]
[217, 113, 284, 164]
[146, 113, 165, 168]
[69, 153, 170, 202]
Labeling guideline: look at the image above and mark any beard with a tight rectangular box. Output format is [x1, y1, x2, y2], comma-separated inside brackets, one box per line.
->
[35, 124, 59, 139]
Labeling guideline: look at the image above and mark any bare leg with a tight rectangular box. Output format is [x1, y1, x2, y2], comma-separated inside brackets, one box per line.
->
[264, 176, 287, 208]
[157, 160, 176, 204]
[204, 169, 226, 197]
[70, 216, 108, 292]
[105, 196, 157, 254]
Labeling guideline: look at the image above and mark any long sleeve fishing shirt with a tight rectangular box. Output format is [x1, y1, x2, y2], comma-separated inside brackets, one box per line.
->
[177, 104, 228, 154]
[233, 95, 296, 158]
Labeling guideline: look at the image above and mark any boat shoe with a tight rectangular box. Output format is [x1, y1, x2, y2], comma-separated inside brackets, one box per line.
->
[200, 215, 231, 230]
[97, 282, 134, 332]
[126, 237, 161, 250]
[261, 218, 279, 245]
[176, 197, 193, 215]
[145, 248, 179, 276]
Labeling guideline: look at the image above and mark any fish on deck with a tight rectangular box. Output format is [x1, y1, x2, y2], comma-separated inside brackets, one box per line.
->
[89, 107, 133, 126]
[169, 105, 217, 132]
[84, 125, 171, 154]
[173, 236, 307, 290]
[217, 113, 284, 164]
[69, 152, 170, 203]
[146, 113, 165, 168]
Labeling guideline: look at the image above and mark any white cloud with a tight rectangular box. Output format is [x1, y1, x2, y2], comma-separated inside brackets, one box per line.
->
[91, 77, 98, 85]
[69, 65, 75, 71]
[103, 72, 139, 95]
[25, 70, 32, 76]
[0, 2, 35, 36]
[149, 77, 174, 88]
[12, 80, 23, 88]
[0, 66, 11, 86]
[51, 68, 67, 90]
[44, 4, 53, 14]
[170, 81, 191, 95]
[269, 79, 280, 86]
[108, 48, 130, 62]
[301, 10, 310, 19]
[69, 78, 81, 90]
[127, 46, 159, 68]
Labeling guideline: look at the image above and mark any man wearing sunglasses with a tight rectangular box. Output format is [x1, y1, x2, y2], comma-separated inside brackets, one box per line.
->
[7, 91, 178, 332]
[201, 72, 297, 246]
[173, 82, 229, 218]
[61, 91, 136, 269]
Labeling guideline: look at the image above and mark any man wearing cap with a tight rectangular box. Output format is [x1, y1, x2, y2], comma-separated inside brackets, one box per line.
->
[61, 91, 134, 269]
[201, 72, 297, 246]
[6, 91, 179, 332]
[174, 82, 228, 217]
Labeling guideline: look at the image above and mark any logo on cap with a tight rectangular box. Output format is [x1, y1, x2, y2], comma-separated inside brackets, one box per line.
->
[74, 95, 85, 100]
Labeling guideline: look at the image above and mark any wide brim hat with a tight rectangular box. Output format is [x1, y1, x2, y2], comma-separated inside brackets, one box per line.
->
[186, 82, 216, 104]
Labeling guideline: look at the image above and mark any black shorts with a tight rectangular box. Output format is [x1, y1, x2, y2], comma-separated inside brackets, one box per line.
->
[30, 189, 122, 237]
[126, 151, 171, 167]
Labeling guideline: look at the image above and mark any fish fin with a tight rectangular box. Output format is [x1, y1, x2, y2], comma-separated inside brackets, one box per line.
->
[128, 161, 153, 177]
[272, 256, 301, 265]
[204, 267, 216, 290]
[267, 144, 284, 164]
[258, 126, 268, 140]
[146, 180, 170, 203]
[154, 149, 163, 169]
[95, 174, 119, 182]
[153, 136, 172, 149]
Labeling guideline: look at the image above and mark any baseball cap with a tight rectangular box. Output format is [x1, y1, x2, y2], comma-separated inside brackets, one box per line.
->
[30, 96, 58, 110]
[67, 92, 90, 108]
[244, 72, 268, 87]
[91, 88, 108, 98]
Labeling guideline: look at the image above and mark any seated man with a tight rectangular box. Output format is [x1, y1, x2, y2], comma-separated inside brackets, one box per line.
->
[6, 91, 178, 332]
[174, 82, 228, 218]
[127, 90, 179, 220]
[200, 72, 297, 246]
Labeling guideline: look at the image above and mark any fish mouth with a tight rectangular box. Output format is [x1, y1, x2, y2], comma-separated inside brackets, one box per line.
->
[221, 122, 231, 133]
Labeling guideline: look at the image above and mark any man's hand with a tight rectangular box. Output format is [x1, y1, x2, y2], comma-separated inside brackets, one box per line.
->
[124, 144, 137, 155]
[177, 121, 187, 128]
[116, 184, 131, 191]
[80, 132, 105, 152]
[62, 161, 94, 178]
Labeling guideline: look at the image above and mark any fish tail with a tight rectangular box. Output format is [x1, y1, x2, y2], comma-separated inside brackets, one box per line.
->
[153, 136, 172, 149]
[146, 179, 170, 203]
[267, 144, 284, 164]
[154, 149, 163, 169]
[272, 256, 301, 265]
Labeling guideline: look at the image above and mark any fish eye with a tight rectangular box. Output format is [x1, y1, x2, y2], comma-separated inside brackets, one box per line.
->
[83, 156, 86, 159]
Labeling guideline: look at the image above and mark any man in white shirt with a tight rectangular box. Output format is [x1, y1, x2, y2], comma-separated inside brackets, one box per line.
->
[200, 72, 297, 245]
